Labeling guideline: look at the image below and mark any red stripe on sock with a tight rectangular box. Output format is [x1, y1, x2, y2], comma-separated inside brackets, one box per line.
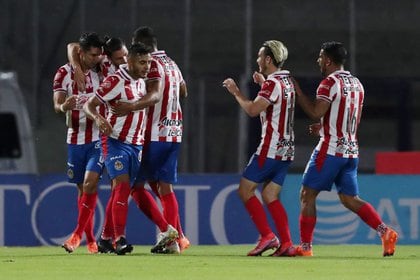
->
[112, 182, 131, 240]
[161, 192, 179, 228]
[245, 196, 272, 237]
[300, 214, 316, 243]
[357, 203, 382, 230]
[267, 200, 292, 245]
[131, 186, 168, 232]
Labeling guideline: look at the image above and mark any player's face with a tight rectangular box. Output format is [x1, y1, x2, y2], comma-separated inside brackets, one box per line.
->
[317, 49, 328, 77]
[110, 46, 128, 67]
[81, 47, 102, 70]
[128, 53, 152, 79]
[256, 47, 268, 75]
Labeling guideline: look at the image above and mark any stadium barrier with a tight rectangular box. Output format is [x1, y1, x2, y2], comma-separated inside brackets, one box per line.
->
[0, 174, 419, 246]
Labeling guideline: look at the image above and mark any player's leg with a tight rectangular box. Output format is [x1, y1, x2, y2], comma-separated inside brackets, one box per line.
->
[262, 161, 296, 257]
[336, 158, 398, 257]
[154, 142, 189, 253]
[62, 144, 86, 253]
[297, 151, 339, 256]
[241, 155, 280, 256]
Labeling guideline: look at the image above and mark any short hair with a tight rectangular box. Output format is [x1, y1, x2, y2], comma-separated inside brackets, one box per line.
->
[79, 32, 103, 51]
[128, 43, 152, 57]
[132, 26, 157, 49]
[321, 41, 347, 65]
[262, 40, 288, 67]
[103, 37, 125, 57]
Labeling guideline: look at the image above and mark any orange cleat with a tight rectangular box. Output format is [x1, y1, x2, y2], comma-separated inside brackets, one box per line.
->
[178, 236, 190, 253]
[295, 245, 313, 257]
[62, 233, 81, 253]
[247, 233, 280, 256]
[381, 228, 398, 257]
[87, 241, 98, 254]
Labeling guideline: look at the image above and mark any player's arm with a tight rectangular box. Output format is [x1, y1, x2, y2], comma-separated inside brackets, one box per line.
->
[222, 78, 269, 117]
[83, 96, 112, 135]
[110, 79, 162, 117]
[294, 78, 330, 120]
[180, 81, 188, 98]
[67, 42, 86, 92]
[53, 91, 76, 114]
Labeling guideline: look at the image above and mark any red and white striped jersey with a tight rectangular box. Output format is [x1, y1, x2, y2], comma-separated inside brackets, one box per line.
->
[53, 64, 102, 145]
[256, 70, 295, 161]
[101, 56, 117, 78]
[144, 50, 184, 143]
[96, 64, 147, 145]
[315, 70, 364, 158]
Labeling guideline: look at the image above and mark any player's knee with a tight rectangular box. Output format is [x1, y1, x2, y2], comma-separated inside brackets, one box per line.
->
[83, 180, 97, 193]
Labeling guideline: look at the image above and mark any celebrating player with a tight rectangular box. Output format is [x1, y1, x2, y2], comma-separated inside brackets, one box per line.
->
[83, 43, 157, 255]
[294, 41, 398, 257]
[223, 40, 296, 257]
[112, 26, 189, 254]
[53, 32, 104, 254]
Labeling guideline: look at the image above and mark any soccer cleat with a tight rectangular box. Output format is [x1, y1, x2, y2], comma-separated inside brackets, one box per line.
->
[115, 236, 133, 255]
[381, 228, 398, 257]
[87, 241, 98, 254]
[270, 244, 297, 257]
[164, 241, 181, 254]
[295, 245, 313, 257]
[62, 233, 81, 253]
[97, 237, 116, 254]
[151, 225, 179, 254]
[178, 236, 190, 253]
[247, 233, 280, 256]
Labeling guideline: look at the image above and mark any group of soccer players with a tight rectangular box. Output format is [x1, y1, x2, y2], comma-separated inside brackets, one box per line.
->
[53, 26, 189, 255]
[53, 26, 398, 258]
[223, 40, 398, 257]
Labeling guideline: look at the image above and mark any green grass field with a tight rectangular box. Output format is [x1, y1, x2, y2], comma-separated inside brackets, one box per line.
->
[0, 245, 418, 280]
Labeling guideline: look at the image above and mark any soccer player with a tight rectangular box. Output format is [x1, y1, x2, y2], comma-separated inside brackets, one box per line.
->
[112, 26, 189, 254]
[67, 37, 129, 253]
[84, 43, 177, 255]
[53, 32, 104, 254]
[294, 41, 398, 257]
[222, 40, 296, 257]
[68, 36, 128, 91]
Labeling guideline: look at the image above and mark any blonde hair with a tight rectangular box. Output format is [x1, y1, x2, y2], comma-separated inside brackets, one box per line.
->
[263, 40, 288, 67]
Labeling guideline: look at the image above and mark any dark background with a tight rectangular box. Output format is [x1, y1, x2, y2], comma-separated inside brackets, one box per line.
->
[1, 0, 419, 173]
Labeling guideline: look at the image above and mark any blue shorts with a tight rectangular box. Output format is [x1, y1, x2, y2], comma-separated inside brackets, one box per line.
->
[136, 141, 180, 184]
[103, 137, 142, 186]
[302, 150, 359, 196]
[67, 141, 103, 184]
[242, 154, 291, 186]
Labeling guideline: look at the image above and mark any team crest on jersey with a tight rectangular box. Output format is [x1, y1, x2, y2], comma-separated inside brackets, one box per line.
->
[67, 168, 74, 179]
[114, 160, 123, 171]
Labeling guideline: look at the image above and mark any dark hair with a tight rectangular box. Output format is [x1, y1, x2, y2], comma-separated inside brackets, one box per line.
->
[132, 26, 157, 48]
[79, 32, 103, 51]
[103, 37, 125, 56]
[128, 43, 152, 57]
[321, 41, 347, 65]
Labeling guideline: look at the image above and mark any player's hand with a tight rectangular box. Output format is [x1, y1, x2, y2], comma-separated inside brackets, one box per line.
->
[110, 101, 134, 117]
[94, 115, 112, 136]
[252, 71, 265, 85]
[63, 95, 77, 111]
[74, 66, 86, 92]
[222, 78, 240, 96]
[309, 123, 321, 136]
